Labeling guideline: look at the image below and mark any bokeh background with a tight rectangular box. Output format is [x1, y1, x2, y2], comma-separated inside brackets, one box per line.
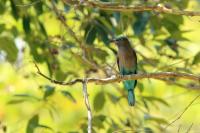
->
[0, 0, 200, 132]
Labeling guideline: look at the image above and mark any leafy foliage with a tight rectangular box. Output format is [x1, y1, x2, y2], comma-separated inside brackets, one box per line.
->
[0, 0, 200, 132]
[26, 115, 39, 133]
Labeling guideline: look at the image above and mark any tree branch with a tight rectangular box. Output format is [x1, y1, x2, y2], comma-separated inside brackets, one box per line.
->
[82, 79, 92, 133]
[164, 94, 200, 129]
[62, 0, 200, 16]
[34, 63, 200, 86]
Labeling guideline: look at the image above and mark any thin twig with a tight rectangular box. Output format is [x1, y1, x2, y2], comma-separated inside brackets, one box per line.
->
[62, 0, 200, 16]
[34, 62, 83, 85]
[34, 63, 200, 86]
[164, 94, 200, 129]
[185, 123, 193, 133]
[82, 79, 92, 133]
[50, 0, 84, 49]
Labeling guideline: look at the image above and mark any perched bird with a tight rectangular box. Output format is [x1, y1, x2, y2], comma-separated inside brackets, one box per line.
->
[111, 36, 137, 106]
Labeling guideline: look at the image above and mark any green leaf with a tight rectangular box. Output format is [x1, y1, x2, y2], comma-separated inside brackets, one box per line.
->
[143, 96, 169, 107]
[93, 48, 108, 62]
[10, 0, 19, 20]
[85, 25, 97, 45]
[61, 90, 76, 103]
[96, 24, 109, 45]
[144, 114, 168, 125]
[0, 24, 5, 33]
[107, 92, 119, 104]
[137, 82, 144, 92]
[0, 2, 6, 14]
[28, 38, 46, 63]
[192, 52, 200, 65]
[0, 36, 18, 62]
[14, 94, 32, 97]
[43, 85, 55, 100]
[23, 16, 31, 34]
[163, 14, 183, 25]
[34, 1, 43, 15]
[142, 99, 150, 111]
[144, 127, 154, 133]
[37, 124, 54, 132]
[13, 94, 40, 101]
[39, 21, 47, 37]
[55, 69, 68, 81]
[165, 38, 179, 55]
[7, 99, 26, 104]
[113, 12, 120, 22]
[133, 12, 150, 36]
[93, 115, 106, 129]
[93, 91, 105, 112]
[162, 17, 179, 34]
[64, 4, 70, 12]
[26, 115, 39, 133]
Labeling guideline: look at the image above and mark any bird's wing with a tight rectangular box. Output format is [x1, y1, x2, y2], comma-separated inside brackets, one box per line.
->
[133, 50, 137, 71]
[117, 56, 120, 71]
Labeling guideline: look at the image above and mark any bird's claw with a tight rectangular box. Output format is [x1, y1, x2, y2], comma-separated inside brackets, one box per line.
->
[116, 74, 123, 82]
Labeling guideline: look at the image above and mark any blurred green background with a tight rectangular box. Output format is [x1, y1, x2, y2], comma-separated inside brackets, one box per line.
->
[0, 0, 200, 132]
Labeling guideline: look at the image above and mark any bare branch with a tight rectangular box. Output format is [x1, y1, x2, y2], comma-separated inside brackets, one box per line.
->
[34, 63, 200, 86]
[50, 0, 83, 47]
[82, 79, 92, 133]
[62, 0, 200, 16]
[164, 94, 200, 129]
[185, 123, 194, 133]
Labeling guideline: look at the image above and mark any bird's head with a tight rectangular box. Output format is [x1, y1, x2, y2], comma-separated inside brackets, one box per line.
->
[110, 36, 130, 46]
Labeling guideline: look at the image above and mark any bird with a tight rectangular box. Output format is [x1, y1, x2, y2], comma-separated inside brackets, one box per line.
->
[111, 36, 137, 106]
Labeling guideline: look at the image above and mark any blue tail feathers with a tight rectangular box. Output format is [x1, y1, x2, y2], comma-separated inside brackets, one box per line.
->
[128, 89, 135, 106]
[123, 80, 137, 106]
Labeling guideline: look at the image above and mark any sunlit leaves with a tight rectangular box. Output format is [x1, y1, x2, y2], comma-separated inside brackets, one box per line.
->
[61, 90, 76, 103]
[0, 24, 5, 33]
[7, 94, 40, 104]
[39, 21, 47, 37]
[93, 115, 106, 129]
[106, 92, 120, 104]
[96, 23, 110, 45]
[161, 15, 185, 41]
[26, 115, 53, 133]
[133, 12, 150, 36]
[10, 0, 19, 20]
[28, 38, 46, 63]
[7, 99, 26, 104]
[43, 85, 55, 100]
[192, 52, 200, 65]
[164, 38, 179, 55]
[1, 0, 198, 132]
[64, 4, 70, 12]
[144, 127, 154, 133]
[85, 25, 97, 45]
[84, 19, 110, 45]
[0, 1, 6, 14]
[137, 82, 144, 92]
[93, 91, 105, 112]
[33, 1, 43, 15]
[144, 114, 168, 125]
[0, 36, 18, 62]
[26, 115, 39, 133]
[23, 15, 31, 34]
[92, 48, 108, 63]
[142, 96, 169, 107]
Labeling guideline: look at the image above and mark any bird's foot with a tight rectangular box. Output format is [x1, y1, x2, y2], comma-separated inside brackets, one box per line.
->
[116, 74, 123, 82]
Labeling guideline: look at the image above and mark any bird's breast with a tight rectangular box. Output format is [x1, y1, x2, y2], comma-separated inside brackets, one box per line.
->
[118, 51, 135, 69]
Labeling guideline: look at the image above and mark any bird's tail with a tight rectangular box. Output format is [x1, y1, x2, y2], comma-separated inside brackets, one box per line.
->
[128, 89, 135, 106]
